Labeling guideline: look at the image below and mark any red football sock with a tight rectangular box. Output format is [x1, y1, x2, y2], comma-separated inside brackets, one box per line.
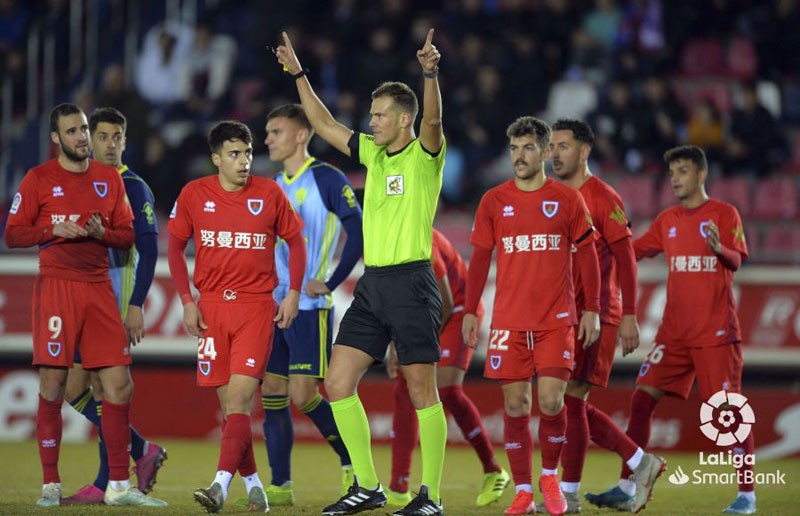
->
[102, 400, 132, 481]
[561, 395, 588, 483]
[504, 413, 533, 486]
[586, 402, 639, 462]
[218, 413, 252, 474]
[733, 432, 755, 492]
[238, 436, 257, 477]
[440, 385, 500, 474]
[620, 390, 658, 479]
[390, 377, 418, 493]
[37, 395, 63, 484]
[539, 408, 567, 471]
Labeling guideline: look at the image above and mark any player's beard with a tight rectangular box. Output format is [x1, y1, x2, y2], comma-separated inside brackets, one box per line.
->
[61, 141, 89, 163]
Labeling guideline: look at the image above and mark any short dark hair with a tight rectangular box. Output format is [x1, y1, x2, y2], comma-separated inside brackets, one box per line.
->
[371, 81, 418, 121]
[50, 103, 84, 133]
[664, 145, 708, 172]
[207, 121, 252, 153]
[506, 116, 551, 149]
[266, 103, 313, 132]
[552, 118, 594, 147]
[89, 107, 127, 134]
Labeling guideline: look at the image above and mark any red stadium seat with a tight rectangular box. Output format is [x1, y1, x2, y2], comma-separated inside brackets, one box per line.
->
[761, 225, 800, 263]
[726, 38, 758, 80]
[751, 178, 798, 221]
[681, 39, 725, 77]
[708, 177, 752, 217]
[613, 176, 657, 220]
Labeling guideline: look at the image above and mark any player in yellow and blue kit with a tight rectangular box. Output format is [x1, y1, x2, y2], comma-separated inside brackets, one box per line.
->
[61, 107, 166, 504]
[260, 104, 363, 506]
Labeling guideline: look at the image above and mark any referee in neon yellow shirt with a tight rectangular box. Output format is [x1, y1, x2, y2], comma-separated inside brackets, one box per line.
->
[274, 28, 446, 516]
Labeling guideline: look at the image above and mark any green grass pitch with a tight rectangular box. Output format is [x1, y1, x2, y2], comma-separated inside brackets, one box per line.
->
[0, 440, 797, 514]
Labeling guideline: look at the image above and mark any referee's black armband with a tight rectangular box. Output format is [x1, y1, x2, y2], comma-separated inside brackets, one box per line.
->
[290, 68, 309, 79]
[575, 227, 594, 245]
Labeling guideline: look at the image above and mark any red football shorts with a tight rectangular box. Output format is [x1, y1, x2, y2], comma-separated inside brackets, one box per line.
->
[438, 311, 477, 371]
[32, 276, 130, 369]
[196, 296, 276, 387]
[571, 323, 617, 388]
[484, 326, 574, 381]
[635, 341, 743, 399]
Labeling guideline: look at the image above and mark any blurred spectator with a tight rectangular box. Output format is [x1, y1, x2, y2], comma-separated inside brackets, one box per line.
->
[135, 21, 193, 107]
[96, 63, 150, 171]
[177, 20, 237, 122]
[589, 80, 649, 170]
[639, 76, 685, 163]
[725, 81, 789, 177]
[1, 46, 26, 117]
[582, 0, 623, 53]
[687, 99, 725, 169]
[0, 0, 30, 51]
[140, 133, 179, 214]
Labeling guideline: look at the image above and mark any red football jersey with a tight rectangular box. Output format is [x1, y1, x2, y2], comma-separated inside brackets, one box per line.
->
[574, 176, 633, 325]
[634, 199, 747, 347]
[168, 175, 303, 296]
[470, 178, 594, 331]
[6, 159, 133, 281]
[431, 228, 483, 314]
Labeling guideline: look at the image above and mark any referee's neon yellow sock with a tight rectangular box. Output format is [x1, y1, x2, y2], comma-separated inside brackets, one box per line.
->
[417, 401, 447, 503]
[330, 394, 379, 490]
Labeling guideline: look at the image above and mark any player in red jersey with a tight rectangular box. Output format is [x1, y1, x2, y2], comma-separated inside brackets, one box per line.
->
[3, 103, 166, 508]
[549, 119, 665, 513]
[385, 228, 510, 507]
[586, 145, 754, 515]
[463, 116, 601, 516]
[168, 121, 306, 513]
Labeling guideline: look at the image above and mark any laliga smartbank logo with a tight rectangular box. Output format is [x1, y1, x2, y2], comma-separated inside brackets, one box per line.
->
[667, 390, 786, 486]
[699, 390, 754, 445]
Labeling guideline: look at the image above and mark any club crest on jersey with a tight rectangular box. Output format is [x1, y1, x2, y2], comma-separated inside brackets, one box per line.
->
[199, 361, 211, 376]
[542, 201, 559, 218]
[93, 181, 108, 198]
[699, 221, 710, 238]
[47, 341, 62, 357]
[386, 175, 404, 195]
[490, 355, 502, 370]
[247, 199, 264, 216]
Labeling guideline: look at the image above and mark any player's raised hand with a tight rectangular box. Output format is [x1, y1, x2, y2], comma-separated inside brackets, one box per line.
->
[275, 289, 300, 329]
[705, 220, 721, 254]
[618, 313, 640, 356]
[578, 310, 600, 349]
[273, 31, 303, 76]
[462, 313, 480, 349]
[84, 213, 106, 240]
[416, 28, 440, 72]
[183, 301, 208, 337]
[52, 221, 88, 239]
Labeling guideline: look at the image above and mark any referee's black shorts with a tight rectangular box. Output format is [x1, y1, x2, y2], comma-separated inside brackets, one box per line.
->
[335, 260, 442, 365]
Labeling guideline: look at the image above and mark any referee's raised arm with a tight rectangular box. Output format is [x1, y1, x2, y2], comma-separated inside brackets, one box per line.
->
[417, 28, 443, 154]
[273, 31, 354, 157]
